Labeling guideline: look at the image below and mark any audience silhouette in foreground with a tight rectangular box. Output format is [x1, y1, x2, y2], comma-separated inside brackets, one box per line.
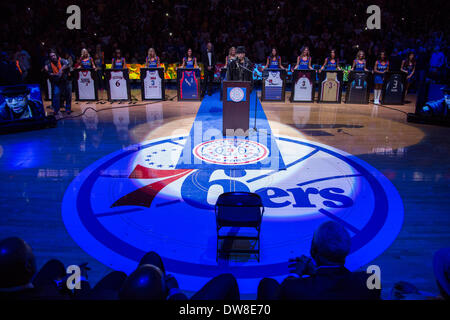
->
[1, 222, 448, 300]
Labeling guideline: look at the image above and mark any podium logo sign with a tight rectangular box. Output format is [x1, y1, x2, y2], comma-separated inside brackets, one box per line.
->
[62, 135, 403, 293]
[228, 87, 246, 102]
[193, 138, 269, 165]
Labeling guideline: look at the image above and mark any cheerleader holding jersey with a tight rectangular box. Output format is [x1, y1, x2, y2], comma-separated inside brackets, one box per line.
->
[325, 58, 338, 70]
[268, 56, 280, 69]
[297, 56, 311, 70]
[183, 57, 195, 68]
[354, 59, 366, 71]
[320, 58, 340, 71]
[146, 56, 160, 68]
[80, 57, 94, 69]
[112, 57, 126, 69]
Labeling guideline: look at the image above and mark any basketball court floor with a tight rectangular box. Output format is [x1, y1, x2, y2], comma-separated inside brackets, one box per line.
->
[0, 88, 449, 299]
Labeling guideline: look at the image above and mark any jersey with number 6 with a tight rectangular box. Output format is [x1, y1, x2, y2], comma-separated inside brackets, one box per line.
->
[109, 71, 128, 100]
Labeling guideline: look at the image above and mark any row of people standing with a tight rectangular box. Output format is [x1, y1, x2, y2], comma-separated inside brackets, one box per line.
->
[71, 45, 419, 102]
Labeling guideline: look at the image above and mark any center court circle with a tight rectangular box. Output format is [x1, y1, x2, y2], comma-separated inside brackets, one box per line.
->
[62, 134, 403, 293]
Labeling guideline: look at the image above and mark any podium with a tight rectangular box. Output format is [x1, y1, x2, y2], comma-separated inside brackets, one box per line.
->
[318, 70, 343, 103]
[382, 71, 406, 105]
[75, 69, 98, 101]
[177, 68, 201, 101]
[140, 67, 165, 100]
[222, 81, 251, 136]
[291, 69, 316, 102]
[346, 71, 370, 104]
[261, 68, 286, 101]
[105, 69, 131, 101]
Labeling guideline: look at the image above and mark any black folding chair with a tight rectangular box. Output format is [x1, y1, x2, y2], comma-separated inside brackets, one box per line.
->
[215, 192, 264, 262]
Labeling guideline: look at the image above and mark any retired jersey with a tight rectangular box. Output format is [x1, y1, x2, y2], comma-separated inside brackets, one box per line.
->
[264, 70, 283, 100]
[293, 71, 313, 101]
[77, 70, 96, 100]
[348, 72, 368, 103]
[320, 72, 340, 102]
[180, 70, 198, 99]
[109, 70, 128, 100]
[383, 73, 405, 104]
[143, 69, 162, 99]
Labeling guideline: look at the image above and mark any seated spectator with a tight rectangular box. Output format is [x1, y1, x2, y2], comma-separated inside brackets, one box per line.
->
[119, 264, 168, 300]
[0, 237, 66, 299]
[257, 221, 381, 300]
[128, 251, 240, 300]
[388, 248, 449, 300]
[433, 247, 450, 300]
[0, 237, 128, 300]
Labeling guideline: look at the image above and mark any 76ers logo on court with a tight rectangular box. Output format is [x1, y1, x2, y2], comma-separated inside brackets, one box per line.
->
[62, 134, 403, 294]
[229, 87, 245, 102]
[193, 138, 268, 165]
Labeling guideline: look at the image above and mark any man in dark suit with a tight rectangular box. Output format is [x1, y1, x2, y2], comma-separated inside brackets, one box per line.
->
[227, 46, 253, 83]
[257, 221, 381, 300]
[201, 42, 216, 96]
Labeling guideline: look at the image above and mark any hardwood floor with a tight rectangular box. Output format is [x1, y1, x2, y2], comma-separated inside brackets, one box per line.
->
[0, 88, 448, 299]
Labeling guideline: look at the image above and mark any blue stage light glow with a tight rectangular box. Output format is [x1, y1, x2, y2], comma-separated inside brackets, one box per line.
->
[62, 93, 403, 294]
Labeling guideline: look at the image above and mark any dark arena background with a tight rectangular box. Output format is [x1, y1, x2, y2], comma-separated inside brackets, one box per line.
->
[0, 0, 449, 310]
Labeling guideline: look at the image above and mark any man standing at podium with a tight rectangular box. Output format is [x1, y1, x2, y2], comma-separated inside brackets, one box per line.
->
[226, 46, 253, 83]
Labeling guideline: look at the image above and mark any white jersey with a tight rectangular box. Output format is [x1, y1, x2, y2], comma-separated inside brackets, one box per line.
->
[109, 71, 128, 100]
[77, 70, 96, 100]
[143, 70, 162, 99]
[293, 75, 313, 101]
[265, 71, 282, 87]
[264, 71, 283, 100]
